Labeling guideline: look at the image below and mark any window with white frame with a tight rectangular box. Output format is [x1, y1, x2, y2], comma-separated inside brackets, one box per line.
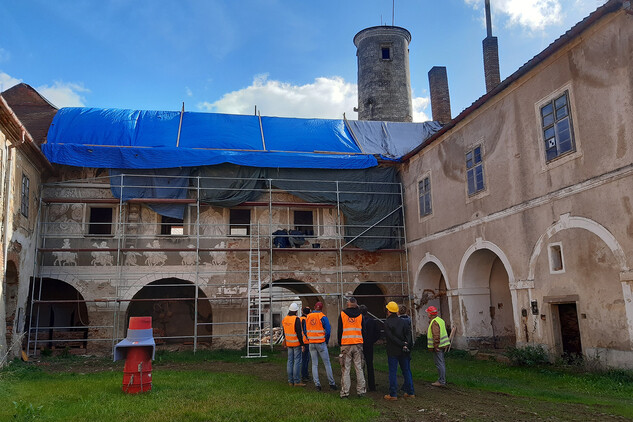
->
[418, 176, 432, 217]
[466, 145, 485, 196]
[548, 242, 565, 273]
[540, 90, 576, 162]
[21, 174, 30, 217]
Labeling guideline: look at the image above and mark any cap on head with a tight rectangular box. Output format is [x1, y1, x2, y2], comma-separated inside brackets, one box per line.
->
[386, 301, 399, 313]
[359, 304, 367, 314]
[302, 306, 311, 314]
[426, 305, 438, 315]
[314, 302, 323, 311]
[289, 302, 299, 312]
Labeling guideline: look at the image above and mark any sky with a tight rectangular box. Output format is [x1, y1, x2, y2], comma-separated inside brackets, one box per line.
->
[0, 0, 607, 122]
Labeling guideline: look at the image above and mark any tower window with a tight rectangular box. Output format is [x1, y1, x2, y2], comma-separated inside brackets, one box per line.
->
[381, 47, 391, 60]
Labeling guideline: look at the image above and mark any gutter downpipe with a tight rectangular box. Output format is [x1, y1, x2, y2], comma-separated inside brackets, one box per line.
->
[1, 143, 15, 365]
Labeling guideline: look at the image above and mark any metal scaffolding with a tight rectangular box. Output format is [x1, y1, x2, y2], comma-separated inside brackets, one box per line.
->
[27, 172, 411, 357]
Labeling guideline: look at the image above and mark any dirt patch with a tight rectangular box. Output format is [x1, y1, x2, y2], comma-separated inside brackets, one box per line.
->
[29, 356, 628, 421]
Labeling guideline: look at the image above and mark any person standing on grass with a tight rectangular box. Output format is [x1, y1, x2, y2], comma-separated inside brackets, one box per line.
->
[426, 306, 450, 386]
[398, 304, 413, 394]
[359, 304, 381, 392]
[300, 306, 311, 382]
[305, 301, 337, 391]
[383, 301, 415, 401]
[337, 297, 366, 398]
[282, 302, 306, 387]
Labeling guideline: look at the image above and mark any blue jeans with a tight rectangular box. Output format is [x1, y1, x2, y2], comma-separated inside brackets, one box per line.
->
[309, 342, 335, 387]
[287, 346, 302, 384]
[387, 354, 414, 397]
[301, 345, 311, 379]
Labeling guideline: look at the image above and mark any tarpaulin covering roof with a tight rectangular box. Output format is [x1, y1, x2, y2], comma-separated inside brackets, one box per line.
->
[43, 107, 440, 169]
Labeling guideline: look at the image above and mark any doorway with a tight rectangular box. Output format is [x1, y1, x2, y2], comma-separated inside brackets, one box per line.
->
[557, 303, 582, 359]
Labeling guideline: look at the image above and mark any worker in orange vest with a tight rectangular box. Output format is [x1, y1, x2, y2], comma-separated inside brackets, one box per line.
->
[305, 301, 337, 391]
[300, 306, 311, 382]
[337, 297, 366, 398]
[282, 302, 306, 387]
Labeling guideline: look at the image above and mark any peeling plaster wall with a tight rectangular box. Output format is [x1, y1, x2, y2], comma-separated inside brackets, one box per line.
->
[403, 10, 633, 367]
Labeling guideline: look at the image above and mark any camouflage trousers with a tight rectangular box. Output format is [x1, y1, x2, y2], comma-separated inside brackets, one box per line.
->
[339, 343, 366, 397]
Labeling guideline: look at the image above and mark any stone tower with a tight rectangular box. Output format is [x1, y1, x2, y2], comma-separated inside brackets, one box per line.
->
[354, 26, 412, 122]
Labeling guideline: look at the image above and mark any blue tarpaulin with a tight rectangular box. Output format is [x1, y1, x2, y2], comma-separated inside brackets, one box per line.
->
[43, 108, 378, 169]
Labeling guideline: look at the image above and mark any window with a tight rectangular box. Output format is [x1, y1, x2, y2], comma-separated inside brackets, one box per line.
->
[466, 145, 485, 195]
[88, 207, 113, 235]
[548, 243, 565, 273]
[21, 174, 29, 217]
[381, 47, 391, 60]
[540, 91, 575, 162]
[160, 216, 184, 235]
[229, 209, 250, 236]
[294, 210, 314, 236]
[418, 176, 432, 217]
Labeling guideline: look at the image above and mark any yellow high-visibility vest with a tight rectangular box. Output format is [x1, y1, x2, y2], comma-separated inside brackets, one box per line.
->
[340, 312, 363, 345]
[427, 316, 450, 349]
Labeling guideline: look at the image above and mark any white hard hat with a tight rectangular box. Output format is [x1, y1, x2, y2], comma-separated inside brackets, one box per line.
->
[289, 302, 299, 312]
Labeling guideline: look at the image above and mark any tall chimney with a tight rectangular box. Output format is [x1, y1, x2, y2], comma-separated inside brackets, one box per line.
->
[482, 0, 500, 92]
[428, 66, 452, 124]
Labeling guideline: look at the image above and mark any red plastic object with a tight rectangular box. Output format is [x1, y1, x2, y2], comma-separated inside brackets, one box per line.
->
[122, 317, 153, 394]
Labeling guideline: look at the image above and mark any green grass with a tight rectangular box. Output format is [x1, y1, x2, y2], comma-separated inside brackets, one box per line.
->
[0, 355, 376, 422]
[373, 345, 633, 417]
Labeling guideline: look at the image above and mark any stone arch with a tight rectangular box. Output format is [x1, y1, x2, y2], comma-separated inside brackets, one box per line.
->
[126, 278, 213, 346]
[353, 281, 387, 320]
[28, 278, 90, 354]
[414, 254, 451, 334]
[528, 214, 629, 280]
[262, 279, 323, 327]
[458, 239, 516, 349]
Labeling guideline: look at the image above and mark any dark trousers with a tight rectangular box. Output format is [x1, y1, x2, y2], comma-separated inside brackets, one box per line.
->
[301, 345, 311, 380]
[363, 344, 375, 391]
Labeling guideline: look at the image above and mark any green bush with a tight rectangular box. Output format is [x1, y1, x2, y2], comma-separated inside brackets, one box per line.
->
[504, 345, 549, 366]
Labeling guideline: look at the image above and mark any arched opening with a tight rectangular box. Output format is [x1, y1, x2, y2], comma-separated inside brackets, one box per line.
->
[260, 279, 322, 346]
[461, 249, 515, 349]
[353, 282, 386, 320]
[5, 261, 19, 348]
[127, 278, 213, 347]
[28, 278, 89, 354]
[415, 262, 450, 333]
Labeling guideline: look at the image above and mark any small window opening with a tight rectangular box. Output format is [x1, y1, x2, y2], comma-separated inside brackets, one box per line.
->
[88, 208, 113, 235]
[161, 216, 184, 235]
[230, 209, 251, 236]
[381, 47, 391, 60]
[549, 243, 564, 272]
[21, 174, 30, 217]
[294, 210, 314, 236]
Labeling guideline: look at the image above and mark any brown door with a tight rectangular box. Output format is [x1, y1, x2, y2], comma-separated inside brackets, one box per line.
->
[558, 303, 582, 358]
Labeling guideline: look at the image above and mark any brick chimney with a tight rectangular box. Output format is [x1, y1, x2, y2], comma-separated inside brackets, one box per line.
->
[428, 66, 452, 124]
[483, 0, 500, 92]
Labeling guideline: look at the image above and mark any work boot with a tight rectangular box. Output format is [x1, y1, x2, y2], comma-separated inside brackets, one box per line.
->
[383, 395, 397, 401]
[294, 382, 306, 387]
[316, 385, 322, 391]
[288, 382, 294, 386]
[431, 381, 445, 387]
[403, 393, 416, 398]
[329, 384, 338, 391]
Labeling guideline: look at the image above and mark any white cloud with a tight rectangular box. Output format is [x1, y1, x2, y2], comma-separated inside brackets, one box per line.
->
[0, 71, 21, 92]
[36, 81, 90, 108]
[465, 0, 563, 31]
[185, 86, 193, 97]
[199, 74, 431, 122]
[412, 96, 431, 122]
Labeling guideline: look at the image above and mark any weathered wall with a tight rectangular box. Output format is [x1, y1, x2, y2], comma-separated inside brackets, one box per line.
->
[403, 9, 633, 367]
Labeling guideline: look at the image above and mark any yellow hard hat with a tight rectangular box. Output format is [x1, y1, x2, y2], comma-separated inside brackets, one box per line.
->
[386, 301, 399, 313]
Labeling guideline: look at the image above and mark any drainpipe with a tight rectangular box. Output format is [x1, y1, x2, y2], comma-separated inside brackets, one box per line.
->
[1, 144, 15, 364]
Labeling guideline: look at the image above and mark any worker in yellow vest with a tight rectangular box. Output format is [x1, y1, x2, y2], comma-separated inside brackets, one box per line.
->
[426, 306, 450, 386]
[305, 301, 337, 391]
[337, 297, 366, 398]
[282, 302, 306, 387]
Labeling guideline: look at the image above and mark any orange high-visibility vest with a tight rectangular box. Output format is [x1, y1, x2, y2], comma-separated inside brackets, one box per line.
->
[305, 312, 326, 344]
[282, 315, 300, 347]
[340, 312, 363, 345]
[300, 315, 308, 339]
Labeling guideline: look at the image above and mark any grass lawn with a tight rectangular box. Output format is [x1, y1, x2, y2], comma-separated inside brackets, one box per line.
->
[1, 345, 632, 421]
